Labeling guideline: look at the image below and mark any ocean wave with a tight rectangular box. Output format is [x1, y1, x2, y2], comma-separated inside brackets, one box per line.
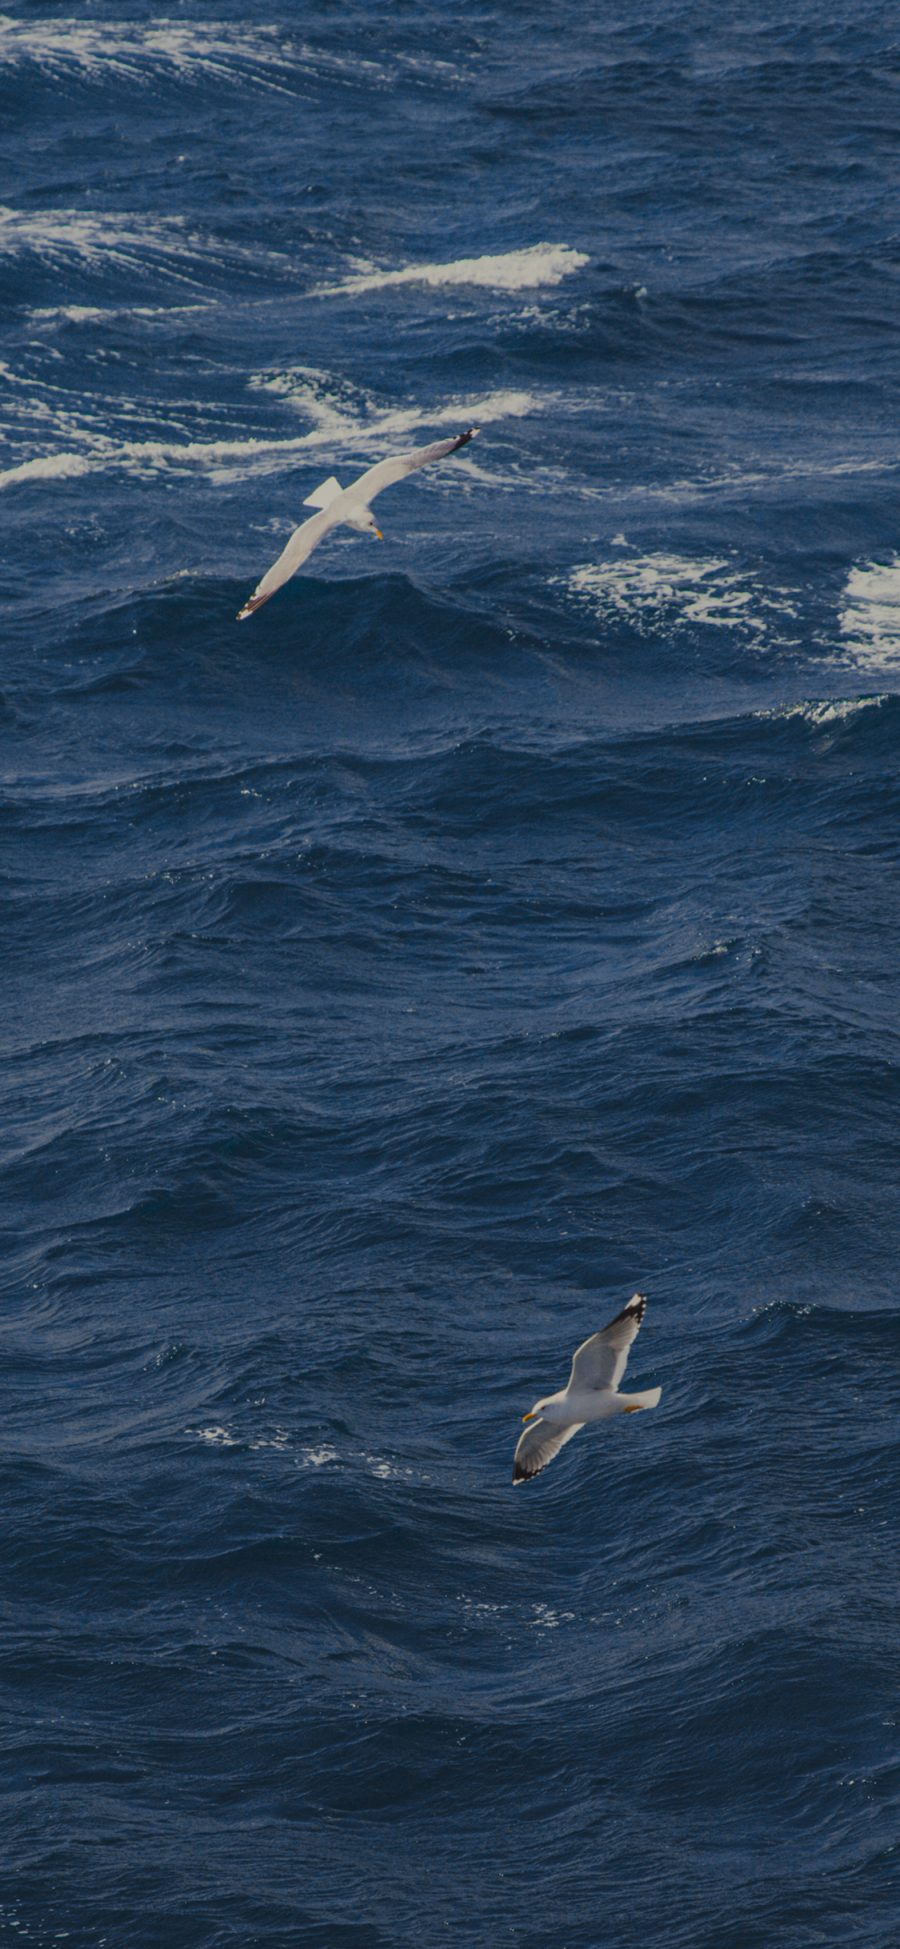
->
[0, 203, 285, 291]
[838, 556, 900, 669]
[313, 242, 589, 296]
[0, 16, 466, 94]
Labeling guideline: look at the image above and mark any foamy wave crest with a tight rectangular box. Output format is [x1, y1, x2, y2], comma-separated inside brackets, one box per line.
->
[315, 243, 589, 297]
[564, 552, 797, 638]
[838, 558, 900, 669]
[0, 452, 92, 489]
[0, 387, 539, 491]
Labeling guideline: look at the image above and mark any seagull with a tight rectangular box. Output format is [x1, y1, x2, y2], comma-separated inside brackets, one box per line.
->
[512, 1293, 661, 1484]
[236, 426, 479, 620]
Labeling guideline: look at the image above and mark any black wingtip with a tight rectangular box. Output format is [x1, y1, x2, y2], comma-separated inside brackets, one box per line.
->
[236, 592, 268, 621]
[612, 1292, 647, 1328]
[454, 426, 480, 451]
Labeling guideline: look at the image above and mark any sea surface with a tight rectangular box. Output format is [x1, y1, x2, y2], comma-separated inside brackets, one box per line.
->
[1, 5, 898, 1946]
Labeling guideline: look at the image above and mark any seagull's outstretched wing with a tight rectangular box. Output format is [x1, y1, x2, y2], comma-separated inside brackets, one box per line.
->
[513, 1418, 584, 1484]
[236, 506, 336, 621]
[348, 426, 479, 506]
[567, 1293, 647, 1394]
[236, 427, 478, 620]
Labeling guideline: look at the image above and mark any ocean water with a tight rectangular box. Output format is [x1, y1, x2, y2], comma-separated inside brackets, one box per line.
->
[1, 4, 898, 1945]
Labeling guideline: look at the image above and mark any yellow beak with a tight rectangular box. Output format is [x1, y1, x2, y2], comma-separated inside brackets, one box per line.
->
[522, 1411, 536, 1423]
[373, 527, 383, 540]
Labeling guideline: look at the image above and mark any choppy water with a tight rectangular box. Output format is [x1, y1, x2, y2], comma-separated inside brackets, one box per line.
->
[2, 6, 898, 1947]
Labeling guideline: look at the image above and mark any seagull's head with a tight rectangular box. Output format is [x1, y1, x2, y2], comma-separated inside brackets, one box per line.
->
[362, 508, 383, 539]
[522, 1400, 546, 1423]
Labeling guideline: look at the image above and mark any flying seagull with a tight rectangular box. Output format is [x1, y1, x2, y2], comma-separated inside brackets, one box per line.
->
[513, 1293, 661, 1484]
[236, 426, 479, 620]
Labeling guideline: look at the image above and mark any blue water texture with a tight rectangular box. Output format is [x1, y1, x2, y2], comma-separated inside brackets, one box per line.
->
[1, 4, 898, 1945]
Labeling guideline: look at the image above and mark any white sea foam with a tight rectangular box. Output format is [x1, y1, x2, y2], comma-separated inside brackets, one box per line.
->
[186, 1427, 342, 1462]
[564, 553, 791, 637]
[315, 243, 589, 297]
[364, 1454, 413, 1480]
[531, 1603, 576, 1632]
[0, 385, 540, 491]
[838, 558, 900, 668]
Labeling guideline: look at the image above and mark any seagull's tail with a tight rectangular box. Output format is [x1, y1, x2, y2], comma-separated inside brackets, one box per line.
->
[620, 1387, 662, 1412]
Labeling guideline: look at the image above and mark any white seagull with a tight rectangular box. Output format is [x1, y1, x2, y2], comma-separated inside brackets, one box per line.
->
[236, 426, 479, 620]
[513, 1293, 661, 1484]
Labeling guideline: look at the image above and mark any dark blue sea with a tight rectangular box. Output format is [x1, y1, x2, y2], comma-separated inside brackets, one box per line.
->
[2, 4, 898, 1945]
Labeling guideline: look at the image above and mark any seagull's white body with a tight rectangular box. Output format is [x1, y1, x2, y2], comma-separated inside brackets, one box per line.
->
[236, 426, 479, 620]
[513, 1293, 661, 1483]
